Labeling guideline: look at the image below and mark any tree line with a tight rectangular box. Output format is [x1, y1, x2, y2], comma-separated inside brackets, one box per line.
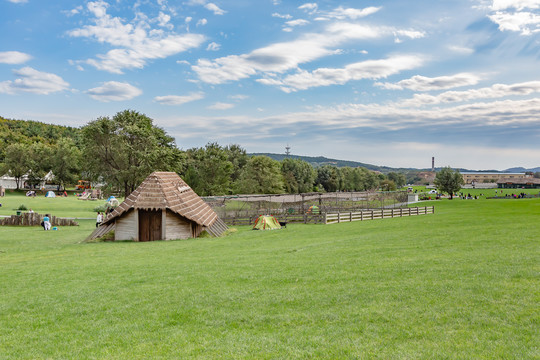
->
[1, 110, 408, 197]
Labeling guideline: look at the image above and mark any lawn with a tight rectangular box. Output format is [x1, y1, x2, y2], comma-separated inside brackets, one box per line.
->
[0, 190, 105, 219]
[0, 192, 538, 359]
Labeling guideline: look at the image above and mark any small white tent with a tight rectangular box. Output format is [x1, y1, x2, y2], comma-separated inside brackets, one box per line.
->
[45, 191, 56, 198]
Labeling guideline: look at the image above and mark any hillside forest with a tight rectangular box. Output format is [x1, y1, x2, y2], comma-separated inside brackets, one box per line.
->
[1, 111, 409, 197]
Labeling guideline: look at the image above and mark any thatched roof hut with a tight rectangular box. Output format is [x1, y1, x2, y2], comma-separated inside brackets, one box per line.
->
[89, 172, 227, 241]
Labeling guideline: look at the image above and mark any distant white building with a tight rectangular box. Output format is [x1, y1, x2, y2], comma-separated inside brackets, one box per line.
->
[0, 171, 55, 189]
[461, 172, 530, 185]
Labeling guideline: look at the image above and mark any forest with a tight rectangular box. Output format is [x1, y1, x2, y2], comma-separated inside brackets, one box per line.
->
[0, 111, 407, 197]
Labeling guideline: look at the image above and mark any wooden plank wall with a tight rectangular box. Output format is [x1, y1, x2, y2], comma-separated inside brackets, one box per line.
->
[0, 212, 78, 226]
[115, 209, 138, 241]
[165, 212, 192, 240]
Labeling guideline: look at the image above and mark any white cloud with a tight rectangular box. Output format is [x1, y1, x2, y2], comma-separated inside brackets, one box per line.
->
[64, 5, 83, 16]
[157, 11, 173, 29]
[401, 81, 540, 106]
[491, 0, 540, 11]
[205, 3, 226, 15]
[197, 18, 208, 26]
[0, 67, 69, 95]
[488, 11, 540, 34]
[86, 81, 142, 102]
[394, 29, 426, 40]
[299, 3, 318, 13]
[285, 19, 310, 27]
[228, 94, 249, 100]
[206, 42, 220, 51]
[7, 0, 27, 3]
[487, 0, 540, 34]
[0, 51, 32, 64]
[272, 13, 292, 19]
[208, 102, 234, 110]
[154, 92, 204, 105]
[67, 1, 206, 73]
[376, 73, 481, 91]
[321, 6, 381, 20]
[258, 55, 425, 92]
[447, 45, 474, 55]
[192, 22, 386, 84]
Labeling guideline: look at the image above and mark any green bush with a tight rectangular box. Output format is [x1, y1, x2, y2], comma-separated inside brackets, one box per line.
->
[17, 204, 27, 211]
[93, 204, 108, 213]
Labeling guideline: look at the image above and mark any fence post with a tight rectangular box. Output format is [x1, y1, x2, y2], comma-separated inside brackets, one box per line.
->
[337, 211, 340, 223]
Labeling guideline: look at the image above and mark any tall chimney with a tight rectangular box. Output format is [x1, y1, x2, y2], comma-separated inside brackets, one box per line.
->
[432, 157, 435, 172]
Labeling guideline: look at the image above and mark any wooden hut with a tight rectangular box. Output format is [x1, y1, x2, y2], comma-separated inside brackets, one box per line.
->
[90, 172, 227, 241]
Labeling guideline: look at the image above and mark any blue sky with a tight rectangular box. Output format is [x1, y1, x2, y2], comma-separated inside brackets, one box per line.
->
[1, 0, 540, 170]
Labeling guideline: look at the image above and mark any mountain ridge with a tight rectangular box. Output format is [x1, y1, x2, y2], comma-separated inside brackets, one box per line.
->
[251, 153, 540, 173]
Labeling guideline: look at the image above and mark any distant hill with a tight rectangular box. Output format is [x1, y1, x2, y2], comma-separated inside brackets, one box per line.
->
[250, 153, 418, 173]
[251, 153, 539, 174]
[504, 167, 540, 173]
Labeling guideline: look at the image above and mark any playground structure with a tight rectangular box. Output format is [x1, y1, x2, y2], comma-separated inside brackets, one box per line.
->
[77, 189, 102, 200]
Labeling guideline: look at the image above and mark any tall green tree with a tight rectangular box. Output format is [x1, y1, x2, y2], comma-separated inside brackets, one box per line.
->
[49, 138, 82, 191]
[281, 158, 316, 193]
[184, 142, 233, 196]
[3, 143, 30, 189]
[316, 165, 342, 192]
[237, 155, 284, 194]
[380, 179, 397, 191]
[81, 110, 182, 197]
[225, 144, 248, 184]
[434, 167, 464, 200]
[387, 172, 406, 188]
[26, 143, 52, 188]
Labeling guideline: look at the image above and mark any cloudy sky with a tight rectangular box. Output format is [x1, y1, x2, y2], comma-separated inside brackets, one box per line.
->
[1, 0, 540, 170]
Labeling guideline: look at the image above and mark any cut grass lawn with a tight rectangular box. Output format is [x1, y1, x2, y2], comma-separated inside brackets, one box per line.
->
[0, 192, 539, 359]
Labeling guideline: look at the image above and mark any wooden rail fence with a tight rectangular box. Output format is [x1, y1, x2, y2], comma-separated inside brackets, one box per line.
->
[325, 206, 434, 224]
[220, 206, 434, 226]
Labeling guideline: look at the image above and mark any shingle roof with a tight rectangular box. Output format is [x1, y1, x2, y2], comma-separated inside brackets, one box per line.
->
[104, 172, 218, 227]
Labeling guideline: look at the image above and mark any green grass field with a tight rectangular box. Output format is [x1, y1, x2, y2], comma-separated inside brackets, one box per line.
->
[0, 191, 538, 359]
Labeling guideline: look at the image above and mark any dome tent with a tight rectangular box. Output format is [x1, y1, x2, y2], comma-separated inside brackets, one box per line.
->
[45, 191, 56, 198]
[252, 215, 281, 230]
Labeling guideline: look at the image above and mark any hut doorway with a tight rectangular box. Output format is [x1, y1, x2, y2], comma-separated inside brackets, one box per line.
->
[139, 210, 162, 241]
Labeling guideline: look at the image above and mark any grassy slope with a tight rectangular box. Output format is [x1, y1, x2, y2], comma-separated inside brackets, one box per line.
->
[0, 190, 102, 219]
[0, 193, 538, 359]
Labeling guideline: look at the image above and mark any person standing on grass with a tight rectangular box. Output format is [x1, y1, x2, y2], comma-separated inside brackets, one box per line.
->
[43, 214, 51, 231]
[96, 212, 103, 228]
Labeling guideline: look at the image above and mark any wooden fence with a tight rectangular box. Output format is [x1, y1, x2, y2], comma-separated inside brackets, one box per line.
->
[325, 206, 434, 224]
[0, 212, 79, 226]
[220, 206, 434, 226]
